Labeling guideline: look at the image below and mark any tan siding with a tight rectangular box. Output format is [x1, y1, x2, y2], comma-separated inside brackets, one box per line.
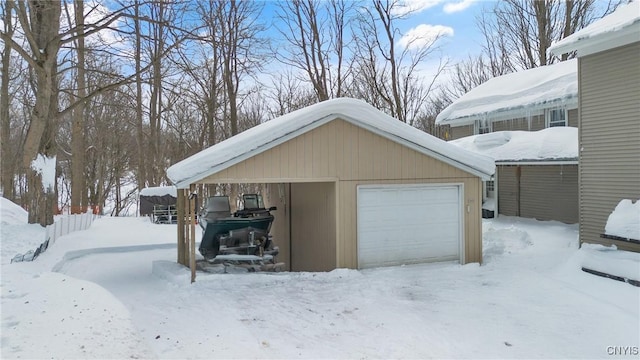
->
[568, 109, 578, 128]
[520, 165, 578, 223]
[497, 165, 578, 223]
[579, 42, 640, 251]
[449, 124, 473, 140]
[290, 182, 337, 271]
[497, 166, 518, 216]
[529, 114, 546, 131]
[265, 183, 291, 270]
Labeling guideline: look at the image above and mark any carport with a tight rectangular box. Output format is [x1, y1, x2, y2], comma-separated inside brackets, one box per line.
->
[166, 98, 495, 279]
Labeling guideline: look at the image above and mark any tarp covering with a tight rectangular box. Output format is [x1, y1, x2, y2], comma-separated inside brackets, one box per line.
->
[139, 187, 177, 216]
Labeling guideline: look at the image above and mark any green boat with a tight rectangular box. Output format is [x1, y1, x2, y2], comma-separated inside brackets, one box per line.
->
[199, 194, 277, 261]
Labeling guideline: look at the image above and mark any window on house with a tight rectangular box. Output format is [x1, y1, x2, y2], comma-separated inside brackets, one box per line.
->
[474, 119, 491, 134]
[547, 109, 567, 127]
[486, 180, 495, 192]
[485, 180, 495, 198]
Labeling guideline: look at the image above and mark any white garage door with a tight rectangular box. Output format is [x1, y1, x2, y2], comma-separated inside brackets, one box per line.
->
[357, 185, 462, 269]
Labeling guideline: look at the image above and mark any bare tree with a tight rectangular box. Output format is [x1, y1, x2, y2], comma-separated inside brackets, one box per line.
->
[3, 0, 62, 225]
[1, 0, 15, 200]
[66, 0, 87, 214]
[267, 70, 317, 117]
[478, 0, 619, 70]
[217, 0, 266, 137]
[274, 0, 355, 101]
[351, 0, 447, 125]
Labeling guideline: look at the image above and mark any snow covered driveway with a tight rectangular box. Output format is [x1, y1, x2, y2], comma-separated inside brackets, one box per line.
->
[2, 216, 639, 359]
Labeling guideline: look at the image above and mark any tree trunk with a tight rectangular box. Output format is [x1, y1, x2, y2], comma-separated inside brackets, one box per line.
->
[71, 0, 86, 214]
[1, 0, 14, 200]
[134, 0, 146, 191]
[19, 1, 62, 226]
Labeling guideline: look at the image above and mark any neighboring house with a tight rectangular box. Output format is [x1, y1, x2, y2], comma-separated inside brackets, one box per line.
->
[451, 127, 578, 224]
[167, 98, 495, 271]
[435, 59, 578, 140]
[550, 1, 640, 252]
[436, 60, 580, 224]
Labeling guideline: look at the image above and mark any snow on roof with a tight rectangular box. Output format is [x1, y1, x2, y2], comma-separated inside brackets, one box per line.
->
[550, 1, 640, 56]
[435, 60, 577, 126]
[449, 127, 578, 163]
[139, 186, 177, 197]
[167, 98, 495, 188]
[605, 199, 640, 240]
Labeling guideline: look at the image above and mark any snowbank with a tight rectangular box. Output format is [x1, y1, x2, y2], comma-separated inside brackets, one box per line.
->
[605, 199, 640, 240]
[167, 98, 495, 188]
[450, 127, 578, 162]
[482, 225, 532, 261]
[436, 60, 577, 125]
[1, 197, 28, 225]
[0, 197, 46, 264]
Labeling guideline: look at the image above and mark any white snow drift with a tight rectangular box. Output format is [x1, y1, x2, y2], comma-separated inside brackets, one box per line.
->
[1, 203, 638, 359]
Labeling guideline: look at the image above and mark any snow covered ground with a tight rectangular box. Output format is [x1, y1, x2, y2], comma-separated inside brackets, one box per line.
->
[1, 198, 639, 359]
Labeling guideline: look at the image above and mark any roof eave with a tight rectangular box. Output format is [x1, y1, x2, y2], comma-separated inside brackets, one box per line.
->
[170, 114, 340, 189]
[550, 22, 640, 56]
[496, 159, 578, 166]
[438, 98, 578, 128]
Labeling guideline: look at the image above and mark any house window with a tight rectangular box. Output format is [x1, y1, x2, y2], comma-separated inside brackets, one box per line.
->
[474, 119, 491, 134]
[546, 109, 567, 127]
[485, 180, 495, 198]
[486, 180, 495, 192]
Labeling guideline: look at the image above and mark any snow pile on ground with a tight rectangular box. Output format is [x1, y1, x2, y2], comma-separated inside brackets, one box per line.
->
[1, 270, 153, 358]
[436, 60, 577, 125]
[482, 224, 532, 261]
[0, 197, 27, 225]
[2, 215, 639, 359]
[450, 127, 578, 162]
[0, 197, 46, 265]
[605, 199, 640, 240]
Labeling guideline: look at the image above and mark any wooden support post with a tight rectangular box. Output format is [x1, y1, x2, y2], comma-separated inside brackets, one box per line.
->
[177, 189, 185, 265]
[185, 188, 191, 265]
[190, 184, 197, 283]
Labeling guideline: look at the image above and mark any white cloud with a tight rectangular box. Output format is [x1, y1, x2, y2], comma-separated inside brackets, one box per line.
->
[443, 0, 478, 14]
[391, 0, 444, 16]
[399, 24, 454, 50]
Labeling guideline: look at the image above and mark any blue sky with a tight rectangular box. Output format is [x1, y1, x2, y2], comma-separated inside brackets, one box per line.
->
[262, 0, 491, 63]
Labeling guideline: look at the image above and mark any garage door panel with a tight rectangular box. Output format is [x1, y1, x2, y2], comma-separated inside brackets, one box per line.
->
[358, 185, 461, 269]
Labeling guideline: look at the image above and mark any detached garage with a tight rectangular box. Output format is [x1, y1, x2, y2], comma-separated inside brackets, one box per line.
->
[167, 98, 495, 272]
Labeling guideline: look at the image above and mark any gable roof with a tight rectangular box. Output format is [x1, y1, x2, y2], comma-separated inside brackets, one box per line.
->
[550, 1, 640, 57]
[167, 98, 495, 188]
[435, 60, 577, 127]
[449, 127, 578, 164]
